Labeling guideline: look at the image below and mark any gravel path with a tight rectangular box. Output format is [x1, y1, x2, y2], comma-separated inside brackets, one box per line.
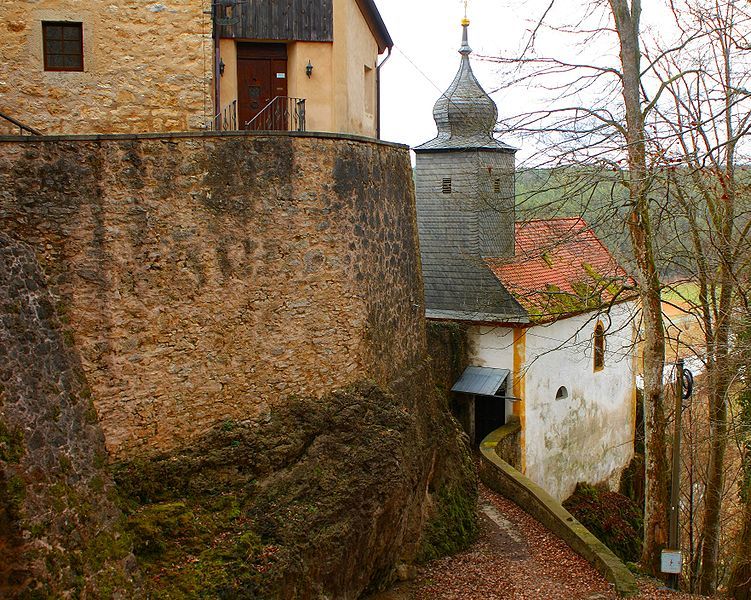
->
[371, 484, 704, 600]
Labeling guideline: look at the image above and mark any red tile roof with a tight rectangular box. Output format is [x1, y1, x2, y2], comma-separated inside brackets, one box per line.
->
[486, 218, 634, 322]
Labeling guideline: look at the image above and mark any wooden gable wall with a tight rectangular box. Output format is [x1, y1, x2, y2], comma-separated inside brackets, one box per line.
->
[219, 0, 334, 42]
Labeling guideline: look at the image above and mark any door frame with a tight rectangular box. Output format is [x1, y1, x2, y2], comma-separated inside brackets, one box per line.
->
[236, 42, 288, 129]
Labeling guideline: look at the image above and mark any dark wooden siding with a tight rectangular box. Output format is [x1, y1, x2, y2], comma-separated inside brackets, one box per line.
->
[219, 0, 333, 42]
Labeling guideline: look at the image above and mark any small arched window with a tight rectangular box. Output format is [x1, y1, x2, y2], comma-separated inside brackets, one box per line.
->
[594, 321, 605, 371]
[555, 386, 568, 400]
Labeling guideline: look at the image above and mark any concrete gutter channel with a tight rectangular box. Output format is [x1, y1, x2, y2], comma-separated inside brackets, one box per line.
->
[479, 425, 639, 596]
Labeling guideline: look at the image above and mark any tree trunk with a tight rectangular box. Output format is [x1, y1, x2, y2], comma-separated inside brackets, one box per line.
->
[639, 287, 670, 575]
[729, 382, 751, 599]
[699, 61, 737, 587]
[699, 318, 731, 594]
[729, 499, 751, 600]
[609, 0, 670, 576]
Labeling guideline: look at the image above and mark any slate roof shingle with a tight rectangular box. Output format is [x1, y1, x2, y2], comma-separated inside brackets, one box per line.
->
[414, 22, 515, 153]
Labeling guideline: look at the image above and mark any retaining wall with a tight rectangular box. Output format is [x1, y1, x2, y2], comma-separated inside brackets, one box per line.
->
[0, 131, 424, 459]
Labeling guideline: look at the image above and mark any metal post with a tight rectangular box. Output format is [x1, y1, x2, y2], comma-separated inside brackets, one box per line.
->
[667, 358, 684, 590]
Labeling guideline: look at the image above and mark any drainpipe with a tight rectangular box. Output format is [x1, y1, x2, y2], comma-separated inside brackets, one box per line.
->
[375, 46, 392, 140]
[213, 1, 221, 129]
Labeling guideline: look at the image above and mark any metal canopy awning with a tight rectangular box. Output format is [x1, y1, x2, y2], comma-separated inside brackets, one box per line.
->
[451, 366, 510, 396]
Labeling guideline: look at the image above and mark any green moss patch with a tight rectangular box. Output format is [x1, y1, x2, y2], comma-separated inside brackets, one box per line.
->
[125, 497, 277, 599]
[0, 419, 25, 464]
[418, 483, 478, 562]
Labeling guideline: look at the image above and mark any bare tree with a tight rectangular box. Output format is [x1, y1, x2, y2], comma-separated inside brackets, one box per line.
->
[483, 0, 672, 574]
[729, 343, 751, 598]
[485, 0, 751, 585]
[648, 0, 751, 591]
[608, 0, 672, 574]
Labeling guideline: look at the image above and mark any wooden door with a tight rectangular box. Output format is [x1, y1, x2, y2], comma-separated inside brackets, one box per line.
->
[237, 43, 287, 129]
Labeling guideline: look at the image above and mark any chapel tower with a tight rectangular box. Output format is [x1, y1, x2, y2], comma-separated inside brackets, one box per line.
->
[414, 19, 524, 322]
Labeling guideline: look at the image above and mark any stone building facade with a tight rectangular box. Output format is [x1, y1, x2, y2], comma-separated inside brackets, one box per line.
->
[1, 0, 211, 134]
[0, 0, 392, 137]
[0, 131, 424, 459]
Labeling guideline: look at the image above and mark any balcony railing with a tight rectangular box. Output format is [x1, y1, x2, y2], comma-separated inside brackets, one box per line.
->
[207, 100, 238, 131]
[245, 97, 306, 132]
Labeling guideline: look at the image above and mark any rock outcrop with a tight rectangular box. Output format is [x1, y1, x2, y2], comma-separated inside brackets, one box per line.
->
[0, 233, 139, 598]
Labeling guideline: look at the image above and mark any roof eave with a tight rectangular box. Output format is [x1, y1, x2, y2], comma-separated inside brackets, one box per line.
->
[413, 145, 517, 154]
[425, 308, 530, 325]
[520, 295, 640, 326]
[355, 0, 393, 53]
[427, 295, 638, 328]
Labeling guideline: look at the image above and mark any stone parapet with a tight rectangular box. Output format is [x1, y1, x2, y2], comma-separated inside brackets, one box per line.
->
[483, 415, 522, 470]
[479, 426, 638, 596]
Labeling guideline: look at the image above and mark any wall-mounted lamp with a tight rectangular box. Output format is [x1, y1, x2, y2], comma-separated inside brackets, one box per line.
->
[305, 60, 313, 78]
[219, 58, 225, 76]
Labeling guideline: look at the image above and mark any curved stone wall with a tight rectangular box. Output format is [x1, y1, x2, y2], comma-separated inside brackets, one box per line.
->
[0, 131, 424, 459]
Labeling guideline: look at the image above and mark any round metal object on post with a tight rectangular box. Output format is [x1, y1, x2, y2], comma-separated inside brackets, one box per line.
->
[682, 369, 694, 400]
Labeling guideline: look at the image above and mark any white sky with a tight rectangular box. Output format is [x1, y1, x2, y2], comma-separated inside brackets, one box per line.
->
[374, 0, 678, 158]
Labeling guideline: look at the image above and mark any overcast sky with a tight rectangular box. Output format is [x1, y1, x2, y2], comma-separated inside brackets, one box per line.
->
[374, 0, 677, 158]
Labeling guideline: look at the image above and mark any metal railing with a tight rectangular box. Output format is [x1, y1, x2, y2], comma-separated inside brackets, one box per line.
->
[207, 100, 237, 131]
[0, 111, 41, 135]
[245, 97, 306, 132]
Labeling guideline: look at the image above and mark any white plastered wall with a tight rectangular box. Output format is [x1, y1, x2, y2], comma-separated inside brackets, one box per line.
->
[469, 302, 637, 502]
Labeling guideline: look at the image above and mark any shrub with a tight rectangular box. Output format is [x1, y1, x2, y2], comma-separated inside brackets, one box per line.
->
[563, 482, 643, 562]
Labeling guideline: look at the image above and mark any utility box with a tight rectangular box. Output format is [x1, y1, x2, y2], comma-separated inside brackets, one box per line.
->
[661, 550, 682, 574]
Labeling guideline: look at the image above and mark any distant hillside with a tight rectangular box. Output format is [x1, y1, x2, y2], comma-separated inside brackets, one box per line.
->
[515, 168, 687, 281]
[515, 168, 635, 268]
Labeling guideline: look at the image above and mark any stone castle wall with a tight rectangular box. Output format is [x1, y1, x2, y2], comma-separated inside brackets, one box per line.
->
[0, 234, 138, 596]
[0, 132, 425, 459]
[0, 0, 212, 134]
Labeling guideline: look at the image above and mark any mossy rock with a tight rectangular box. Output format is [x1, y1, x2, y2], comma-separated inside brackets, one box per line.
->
[129, 502, 196, 558]
[0, 419, 25, 464]
[113, 376, 477, 599]
[418, 483, 478, 562]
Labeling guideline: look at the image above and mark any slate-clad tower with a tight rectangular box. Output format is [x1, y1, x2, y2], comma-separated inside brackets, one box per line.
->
[414, 19, 527, 322]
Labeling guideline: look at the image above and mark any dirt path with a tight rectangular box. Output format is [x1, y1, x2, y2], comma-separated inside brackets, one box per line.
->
[370, 484, 703, 600]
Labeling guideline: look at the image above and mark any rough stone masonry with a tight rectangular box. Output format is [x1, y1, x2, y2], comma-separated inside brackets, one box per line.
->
[0, 0, 211, 134]
[0, 233, 138, 596]
[0, 132, 426, 460]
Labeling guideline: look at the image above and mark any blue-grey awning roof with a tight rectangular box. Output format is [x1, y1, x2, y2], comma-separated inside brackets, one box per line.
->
[451, 366, 510, 396]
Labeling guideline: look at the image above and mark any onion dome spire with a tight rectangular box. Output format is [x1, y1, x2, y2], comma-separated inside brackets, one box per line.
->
[415, 19, 514, 152]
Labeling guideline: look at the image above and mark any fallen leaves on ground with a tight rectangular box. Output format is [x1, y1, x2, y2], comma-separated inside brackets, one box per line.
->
[374, 483, 708, 600]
